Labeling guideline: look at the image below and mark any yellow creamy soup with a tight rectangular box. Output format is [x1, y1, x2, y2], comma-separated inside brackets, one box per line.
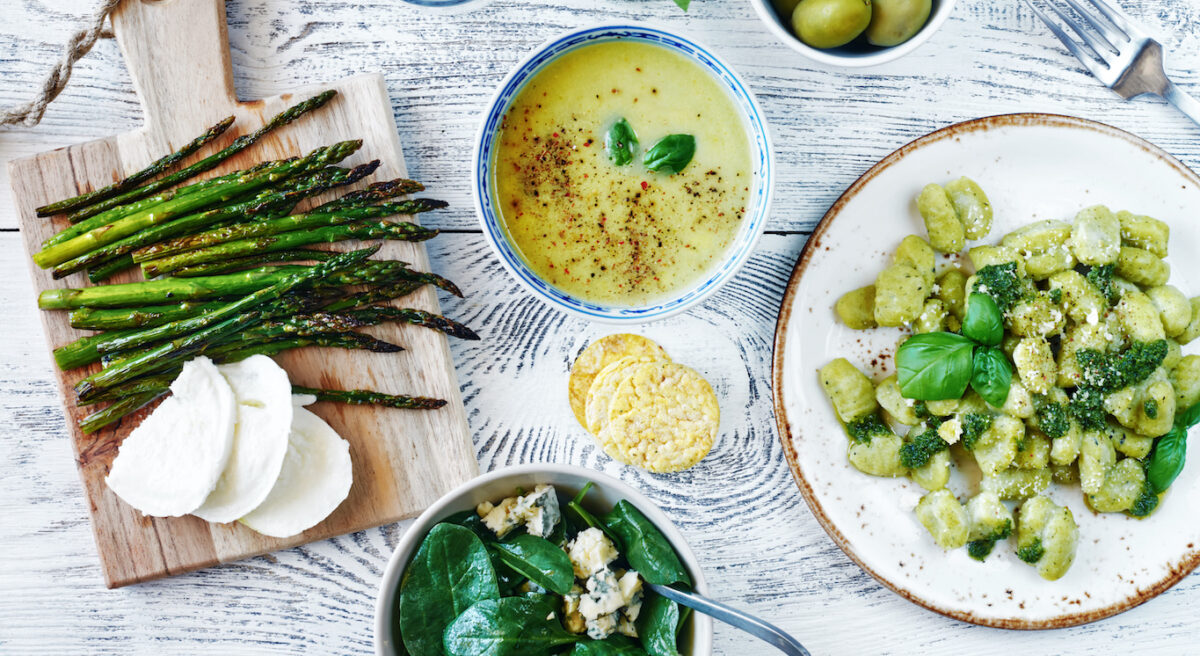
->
[493, 41, 752, 306]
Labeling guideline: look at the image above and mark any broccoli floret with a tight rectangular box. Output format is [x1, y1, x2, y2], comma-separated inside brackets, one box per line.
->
[973, 262, 1027, 311]
[966, 520, 1012, 561]
[846, 413, 890, 444]
[1036, 402, 1070, 440]
[899, 425, 949, 469]
[1084, 264, 1118, 304]
[1016, 537, 1045, 564]
[1144, 399, 1159, 420]
[960, 413, 993, 451]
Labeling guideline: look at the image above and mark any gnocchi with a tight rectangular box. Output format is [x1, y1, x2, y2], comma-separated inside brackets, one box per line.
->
[821, 183, 1197, 580]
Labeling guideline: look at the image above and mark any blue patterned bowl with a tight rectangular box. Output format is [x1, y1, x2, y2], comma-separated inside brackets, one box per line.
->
[473, 24, 774, 323]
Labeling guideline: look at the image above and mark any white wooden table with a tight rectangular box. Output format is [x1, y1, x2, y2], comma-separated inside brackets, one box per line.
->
[2, 0, 1198, 653]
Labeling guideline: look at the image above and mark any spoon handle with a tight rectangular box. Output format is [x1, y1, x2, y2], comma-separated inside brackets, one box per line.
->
[647, 584, 810, 656]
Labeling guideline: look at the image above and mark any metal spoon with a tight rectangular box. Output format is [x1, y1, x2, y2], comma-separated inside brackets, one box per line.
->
[647, 583, 810, 656]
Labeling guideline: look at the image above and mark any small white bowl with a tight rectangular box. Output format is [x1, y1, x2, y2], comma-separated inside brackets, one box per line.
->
[374, 464, 713, 655]
[473, 23, 775, 323]
[749, 0, 957, 68]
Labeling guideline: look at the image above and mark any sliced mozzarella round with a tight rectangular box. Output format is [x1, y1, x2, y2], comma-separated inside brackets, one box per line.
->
[239, 405, 352, 538]
[105, 357, 235, 517]
[192, 355, 293, 523]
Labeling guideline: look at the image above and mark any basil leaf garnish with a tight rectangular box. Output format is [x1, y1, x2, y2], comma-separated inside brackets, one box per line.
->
[896, 332, 975, 400]
[643, 134, 695, 174]
[1147, 429, 1187, 494]
[1146, 402, 1200, 493]
[970, 346, 1013, 407]
[605, 118, 639, 166]
[962, 293, 1004, 347]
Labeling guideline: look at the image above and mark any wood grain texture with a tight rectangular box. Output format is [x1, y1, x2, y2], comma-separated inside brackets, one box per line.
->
[5, 0, 477, 589]
[1, 0, 1199, 653]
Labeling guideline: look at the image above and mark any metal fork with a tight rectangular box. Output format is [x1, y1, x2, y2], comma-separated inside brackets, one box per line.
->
[1023, 0, 1200, 126]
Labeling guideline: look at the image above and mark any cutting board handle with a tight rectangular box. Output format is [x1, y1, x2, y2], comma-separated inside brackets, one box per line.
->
[110, 0, 238, 138]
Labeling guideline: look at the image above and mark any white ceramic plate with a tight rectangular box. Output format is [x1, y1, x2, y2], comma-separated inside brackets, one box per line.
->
[771, 114, 1200, 629]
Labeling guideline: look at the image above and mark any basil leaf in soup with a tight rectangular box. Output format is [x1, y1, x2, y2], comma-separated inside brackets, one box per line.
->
[490, 534, 575, 595]
[398, 523, 499, 655]
[605, 118, 639, 166]
[643, 134, 696, 174]
[962, 293, 1004, 347]
[895, 332, 975, 400]
[571, 634, 650, 655]
[970, 347, 1013, 408]
[634, 591, 682, 656]
[443, 597, 581, 656]
[602, 500, 691, 587]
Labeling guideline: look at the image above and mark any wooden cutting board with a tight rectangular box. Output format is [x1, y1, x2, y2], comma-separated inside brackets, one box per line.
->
[6, 0, 479, 588]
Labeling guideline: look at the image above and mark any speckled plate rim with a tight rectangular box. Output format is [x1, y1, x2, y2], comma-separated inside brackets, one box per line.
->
[769, 113, 1200, 630]
[472, 22, 775, 324]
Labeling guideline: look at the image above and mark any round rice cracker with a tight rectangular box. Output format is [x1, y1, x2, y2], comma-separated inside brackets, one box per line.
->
[599, 362, 719, 473]
[585, 355, 661, 436]
[568, 334, 669, 428]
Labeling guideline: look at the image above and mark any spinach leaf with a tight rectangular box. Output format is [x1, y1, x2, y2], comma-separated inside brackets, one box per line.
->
[642, 135, 695, 174]
[605, 118, 639, 166]
[399, 524, 500, 656]
[567, 483, 622, 547]
[895, 332, 975, 400]
[443, 511, 527, 594]
[634, 591, 682, 656]
[1146, 402, 1200, 493]
[443, 597, 581, 656]
[602, 501, 691, 587]
[962, 293, 1004, 347]
[572, 635, 649, 655]
[970, 347, 1012, 407]
[443, 510, 494, 542]
[490, 534, 575, 595]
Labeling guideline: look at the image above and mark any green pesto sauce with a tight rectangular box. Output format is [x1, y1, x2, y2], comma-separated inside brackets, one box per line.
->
[1036, 401, 1070, 440]
[1069, 386, 1107, 431]
[899, 425, 948, 469]
[1017, 537, 1045, 564]
[1144, 398, 1160, 419]
[960, 413, 993, 451]
[1084, 263, 1118, 304]
[846, 413, 890, 444]
[972, 262, 1026, 311]
[1076, 340, 1168, 392]
[967, 520, 1013, 561]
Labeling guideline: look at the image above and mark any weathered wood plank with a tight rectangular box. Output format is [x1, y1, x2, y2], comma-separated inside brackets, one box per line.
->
[2, 0, 1200, 652]
[1, 0, 1197, 233]
[3, 231, 1200, 653]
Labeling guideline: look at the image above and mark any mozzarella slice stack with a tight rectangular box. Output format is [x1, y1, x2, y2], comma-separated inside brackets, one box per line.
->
[105, 356, 353, 538]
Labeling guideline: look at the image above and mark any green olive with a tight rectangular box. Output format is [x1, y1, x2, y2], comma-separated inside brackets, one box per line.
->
[791, 0, 872, 50]
[866, 0, 933, 46]
[772, 0, 803, 18]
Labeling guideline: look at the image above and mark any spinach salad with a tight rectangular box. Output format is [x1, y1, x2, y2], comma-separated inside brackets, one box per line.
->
[393, 483, 694, 656]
